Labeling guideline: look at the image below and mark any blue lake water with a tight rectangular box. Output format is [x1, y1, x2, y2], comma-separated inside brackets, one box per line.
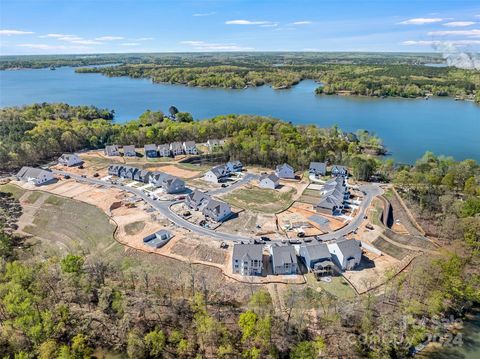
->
[0, 66, 479, 163]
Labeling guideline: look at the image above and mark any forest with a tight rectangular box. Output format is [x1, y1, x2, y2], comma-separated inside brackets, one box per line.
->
[0, 103, 385, 177]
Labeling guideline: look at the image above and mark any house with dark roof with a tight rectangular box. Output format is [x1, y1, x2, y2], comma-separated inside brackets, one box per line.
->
[119, 166, 139, 180]
[185, 190, 211, 211]
[143, 230, 172, 248]
[270, 245, 298, 275]
[204, 165, 228, 183]
[159, 174, 185, 194]
[226, 160, 243, 173]
[183, 141, 198, 155]
[232, 244, 264, 276]
[331, 165, 348, 177]
[108, 164, 123, 177]
[16, 167, 54, 186]
[327, 239, 362, 271]
[309, 162, 327, 176]
[157, 144, 171, 157]
[275, 163, 295, 179]
[202, 199, 232, 222]
[104, 145, 120, 157]
[58, 153, 83, 167]
[144, 144, 158, 158]
[123, 145, 136, 157]
[259, 173, 279, 189]
[314, 195, 344, 215]
[298, 244, 333, 276]
[170, 142, 183, 156]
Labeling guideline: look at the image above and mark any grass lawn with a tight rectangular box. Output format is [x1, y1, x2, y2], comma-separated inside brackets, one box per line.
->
[223, 186, 296, 213]
[176, 162, 212, 172]
[371, 237, 412, 260]
[25, 191, 43, 204]
[305, 273, 356, 299]
[82, 155, 122, 170]
[124, 220, 146, 235]
[0, 183, 27, 199]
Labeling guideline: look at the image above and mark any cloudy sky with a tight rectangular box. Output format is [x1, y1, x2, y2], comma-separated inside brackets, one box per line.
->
[1, 0, 479, 55]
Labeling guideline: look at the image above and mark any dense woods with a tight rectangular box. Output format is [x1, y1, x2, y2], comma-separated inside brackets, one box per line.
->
[0, 103, 384, 174]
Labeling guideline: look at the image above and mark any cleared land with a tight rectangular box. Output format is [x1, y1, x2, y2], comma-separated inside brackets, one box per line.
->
[222, 185, 296, 213]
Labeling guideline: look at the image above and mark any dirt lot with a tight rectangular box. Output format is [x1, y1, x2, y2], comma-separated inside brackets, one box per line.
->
[146, 164, 201, 179]
[220, 210, 279, 237]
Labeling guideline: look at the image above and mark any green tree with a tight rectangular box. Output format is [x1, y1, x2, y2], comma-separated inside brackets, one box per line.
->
[60, 254, 84, 274]
[144, 330, 166, 358]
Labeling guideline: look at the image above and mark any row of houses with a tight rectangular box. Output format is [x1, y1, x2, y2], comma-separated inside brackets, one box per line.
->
[185, 189, 232, 222]
[204, 161, 243, 183]
[104, 142, 198, 158]
[232, 238, 362, 276]
[314, 177, 350, 215]
[309, 162, 348, 177]
[108, 165, 185, 194]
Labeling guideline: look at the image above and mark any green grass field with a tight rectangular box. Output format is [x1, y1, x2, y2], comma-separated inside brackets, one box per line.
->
[223, 186, 296, 213]
[0, 183, 27, 199]
[371, 237, 412, 260]
[305, 273, 356, 299]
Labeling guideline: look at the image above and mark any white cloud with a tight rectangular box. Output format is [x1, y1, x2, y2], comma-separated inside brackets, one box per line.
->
[181, 40, 254, 51]
[193, 12, 215, 17]
[443, 21, 476, 27]
[135, 37, 154, 41]
[40, 33, 76, 38]
[16, 43, 90, 50]
[398, 18, 443, 25]
[95, 36, 124, 41]
[259, 23, 279, 28]
[402, 40, 480, 46]
[225, 19, 271, 25]
[69, 39, 102, 45]
[38, 33, 102, 45]
[121, 42, 140, 46]
[0, 29, 34, 36]
[427, 29, 480, 37]
[292, 21, 312, 25]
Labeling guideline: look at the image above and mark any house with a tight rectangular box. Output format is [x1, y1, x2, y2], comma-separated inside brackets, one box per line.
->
[202, 199, 232, 222]
[108, 164, 123, 177]
[309, 162, 327, 176]
[327, 239, 362, 271]
[104, 145, 120, 157]
[134, 169, 152, 183]
[170, 142, 183, 156]
[185, 190, 211, 211]
[148, 172, 165, 187]
[119, 166, 139, 180]
[314, 195, 343, 215]
[226, 160, 243, 173]
[331, 165, 348, 177]
[298, 244, 333, 276]
[275, 163, 295, 179]
[270, 245, 298, 275]
[123, 145, 136, 157]
[143, 230, 173, 248]
[183, 141, 198, 155]
[259, 173, 279, 189]
[58, 153, 82, 167]
[144, 144, 158, 158]
[16, 167, 54, 186]
[204, 165, 228, 183]
[207, 139, 221, 150]
[159, 174, 185, 194]
[232, 244, 264, 276]
[157, 144, 171, 157]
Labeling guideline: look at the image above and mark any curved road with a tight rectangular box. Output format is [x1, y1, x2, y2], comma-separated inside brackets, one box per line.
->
[52, 170, 382, 243]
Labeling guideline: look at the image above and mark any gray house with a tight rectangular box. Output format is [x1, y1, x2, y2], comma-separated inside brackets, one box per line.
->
[144, 144, 158, 158]
[207, 139, 220, 150]
[270, 245, 298, 275]
[309, 162, 327, 176]
[185, 190, 211, 210]
[143, 230, 172, 248]
[170, 142, 183, 156]
[202, 199, 232, 222]
[299, 244, 333, 276]
[119, 166, 139, 180]
[16, 167, 54, 186]
[183, 141, 198, 155]
[58, 153, 82, 167]
[123, 145, 136, 157]
[259, 173, 279, 189]
[204, 165, 228, 183]
[226, 160, 243, 173]
[160, 174, 185, 194]
[331, 165, 348, 177]
[104, 145, 120, 157]
[314, 195, 343, 215]
[327, 239, 362, 271]
[134, 169, 152, 183]
[158, 144, 171, 157]
[275, 163, 295, 179]
[232, 244, 264, 276]
[108, 164, 123, 177]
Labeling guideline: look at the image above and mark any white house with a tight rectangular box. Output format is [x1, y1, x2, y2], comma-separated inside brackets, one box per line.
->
[232, 244, 264, 276]
[16, 167, 54, 186]
[170, 142, 183, 156]
[204, 165, 228, 183]
[183, 141, 198, 155]
[270, 245, 298, 275]
[331, 165, 348, 177]
[309, 162, 327, 176]
[58, 153, 82, 167]
[259, 173, 279, 189]
[123, 145, 136, 157]
[327, 239, 362, 271]
[157, 144, 171, 157]
[104, 145, 120, 157]
[202, 199, 232, 222]
[207, 139, 220, 150]
[275, 163, 295, 179]
[226, 160, 243, 173]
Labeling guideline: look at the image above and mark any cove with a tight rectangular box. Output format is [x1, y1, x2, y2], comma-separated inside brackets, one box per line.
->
[1, 66, 479, 163]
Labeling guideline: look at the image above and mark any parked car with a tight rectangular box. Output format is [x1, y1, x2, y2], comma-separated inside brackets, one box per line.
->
[183, 211, 191, 217]
[220, 242, 228, 249]
[221, 183, 228, 188]
[297, 232, 305, 238]
[93, 173, 99, 177]
[80, 175, 86, 178]
[366, 224, 374, 230]
[260, 236, 270, 241]
[63, 175, 70, 179]
[177, 196, 185, 200]
[79, 165, 84, 169]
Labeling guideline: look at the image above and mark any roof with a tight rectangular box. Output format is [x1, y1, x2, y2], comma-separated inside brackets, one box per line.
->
[123, 145, 135, 152]
[316, 196, 341, 210]
[170, 142, 183, 149]
[204, 198, 229, 215]
[332, 165, 347, 172]
[184, 141, 196, 147]
[271, 245, 297, 267]
[105, 145, 118, 151]
[310, 162, 326, 171]
[158, 144, 170, 150]
[233, 244, 263, 261]
[335, 239, 362, 258]
[301, 243, 331, 261]
[144, 144, 157, 151]
[59, 153, 79, 160]
[16, 166, 52, 179]
[208, 139, 220, 145]
[260, 173, 279, 183]
[276, 163, 294, 172]
[209, 165, 227, 177]
[187, 189, 210, 204]
[227, 160, 243, 167]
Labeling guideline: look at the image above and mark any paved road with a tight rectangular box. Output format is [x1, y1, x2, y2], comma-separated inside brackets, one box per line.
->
[208, 173, 258, 196]
[52, 170, 382, 244]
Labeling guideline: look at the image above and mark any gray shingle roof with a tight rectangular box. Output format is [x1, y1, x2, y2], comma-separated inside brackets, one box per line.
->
[276, 163, 294, 172]
[16, 167, 52, 180]
[271, 245, 297, 267]
[144, 144, 157, 151]
[336, 239, 362, 258]
[310, 162, 326, 172]
[260, 173, 279, 182]
[233, 244, 263, 261]
[301, 243, 331, 261]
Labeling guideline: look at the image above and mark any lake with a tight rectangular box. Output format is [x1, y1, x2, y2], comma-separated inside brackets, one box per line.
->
[1, 66, 479, 163]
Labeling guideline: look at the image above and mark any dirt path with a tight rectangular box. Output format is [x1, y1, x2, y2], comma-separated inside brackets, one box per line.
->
[379, 233, 437, 254]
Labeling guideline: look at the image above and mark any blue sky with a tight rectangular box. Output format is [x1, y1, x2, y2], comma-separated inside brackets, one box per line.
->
[1, 0, 479, 55]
